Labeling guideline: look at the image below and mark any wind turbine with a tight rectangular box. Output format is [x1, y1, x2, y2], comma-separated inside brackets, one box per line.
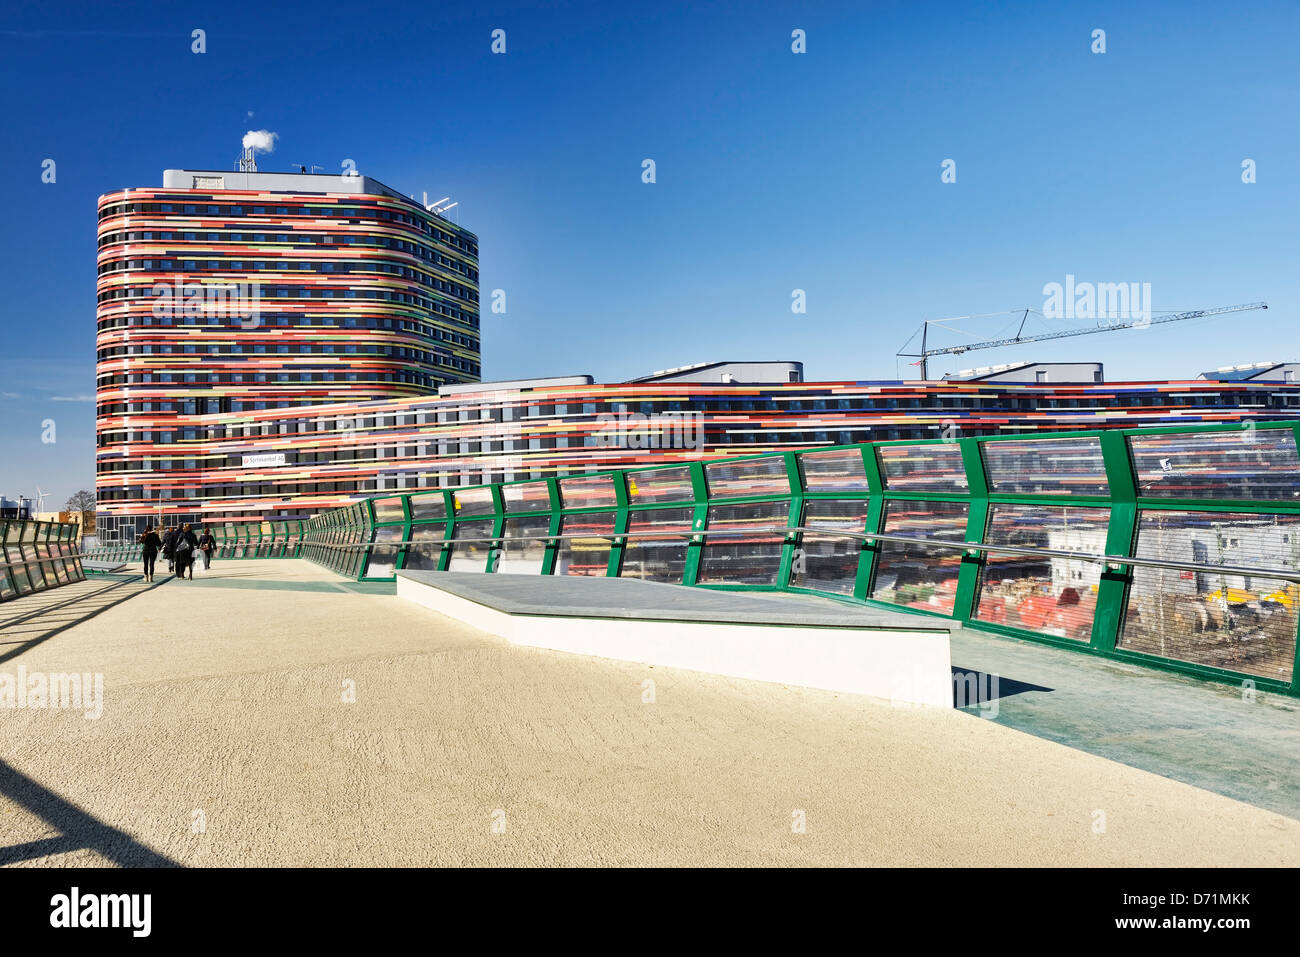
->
[35, 486, 48, 517]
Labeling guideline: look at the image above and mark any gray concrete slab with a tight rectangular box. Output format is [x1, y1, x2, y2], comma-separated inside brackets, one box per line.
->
[951, 625, 1300, 819]
[397, 571, 958, 632]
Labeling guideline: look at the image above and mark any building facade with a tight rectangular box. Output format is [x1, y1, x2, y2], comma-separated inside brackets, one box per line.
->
[95, 169, 480, 539]
[94, 367, 1300, 541]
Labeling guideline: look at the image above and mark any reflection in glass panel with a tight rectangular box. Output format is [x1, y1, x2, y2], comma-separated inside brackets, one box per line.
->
[500, 516, 550, 573]
[451, 486, 495, 517]
[559, 474, 617, 509]
[982, 437, 1108, 495]
[697, 502, 789, 585]
[791, 499, 870, 595]
[798, 448, 869, 493]
[622, 507, 694, 583]
[409, 492, 447, 522]
[403, 524, 446, 571]
[1119, 510, 1299, 681]
[626, 466, 694, 505]
[705, 457, 790, 499]
[502, 481, 551, 512]
[870, 500, 968, 613]
[363, 525, 404, 578]
[372, 496, 405, 524]
[449, 519, 493, 572]
[557, 511, 616, 576]
[876, 444, 968, 493]
[976, 504, 1109, 641]
[1129, 429, 1300, 500]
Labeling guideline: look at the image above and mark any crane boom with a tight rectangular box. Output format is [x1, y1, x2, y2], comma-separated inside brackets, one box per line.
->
[898, 301, 1268, 378]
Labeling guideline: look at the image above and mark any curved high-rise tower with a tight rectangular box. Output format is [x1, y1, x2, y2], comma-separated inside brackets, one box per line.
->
[95, 168, 479, 539]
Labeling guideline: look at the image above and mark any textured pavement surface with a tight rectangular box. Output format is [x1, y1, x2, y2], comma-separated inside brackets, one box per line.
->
[0, 559, 1297, 867]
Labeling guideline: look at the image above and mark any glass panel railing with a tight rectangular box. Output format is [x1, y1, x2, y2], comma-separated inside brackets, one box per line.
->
[876, 443, 967, 493]
[798, 448, 869, 493]
[625, 466, 694, 505]
[697, 502, 789, 585]
[502, 481, 552, 513]
[450, 486, 495, 517]
[975, 503, 1110, 641]
[448, 519, 493, 572]
[983, 436, 1108, 496]
[1129, 429, 1300, 500]
[556, 512, 616, 576]
[622, 507, 694, 583]
[870, 500, 968, 613]
[791, 499, 871, 595]
[500, 516, 550, 573]
[1119, 510, 1299, 682]
[704, 457, 790, 500]
[558, 474, 617, 510]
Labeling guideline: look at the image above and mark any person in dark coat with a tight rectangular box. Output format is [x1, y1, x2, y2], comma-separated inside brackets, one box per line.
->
[174, 524, 199, 580]
[197, 528, 216, 571]
[139, 527, 162, 582]
[162, 526, 178, 573]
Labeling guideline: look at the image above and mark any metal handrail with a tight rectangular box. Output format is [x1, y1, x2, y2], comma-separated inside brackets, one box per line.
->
[299, 525, 1300, 584]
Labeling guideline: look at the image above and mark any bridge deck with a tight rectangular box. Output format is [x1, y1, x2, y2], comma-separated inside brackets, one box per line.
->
[0, 559, 1296, 867]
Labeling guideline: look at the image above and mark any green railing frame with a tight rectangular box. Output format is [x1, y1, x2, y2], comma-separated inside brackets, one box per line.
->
[296, 419, 1300, 696]
[83, 519, 307, 566]
[0, 519, 86, 601]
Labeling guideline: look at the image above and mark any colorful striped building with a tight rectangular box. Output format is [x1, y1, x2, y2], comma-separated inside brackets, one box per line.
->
[92, 171, 1300, 542]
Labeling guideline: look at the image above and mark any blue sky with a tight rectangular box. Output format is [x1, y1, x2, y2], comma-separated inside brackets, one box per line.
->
[2, 0, 1297, 505]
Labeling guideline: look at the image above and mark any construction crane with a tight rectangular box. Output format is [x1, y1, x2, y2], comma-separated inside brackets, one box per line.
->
[897, 301, 1268, 379]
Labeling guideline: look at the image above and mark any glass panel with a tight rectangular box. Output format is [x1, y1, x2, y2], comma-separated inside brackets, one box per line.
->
[1119, 510, 1299, 682]
[876, 444, 968, 493]
[983, 436, 1108, 496]
[372, 496, 405, 523]
[449, 519, 492, 572]
[870, 500, 968, 613]
[976, 504, 1109, 641]
[403, 524, 446, 571]
[1129, 429, 1300, 500]
[409, 492, 447, 523]
[450, 486, 494, 517]
[798, 448, 869, 493]
[559, 474, 617, 509]
[622, 507, 694, 583]
[705, 457, 790, 499]
[697, 502, 789, 585]
[625, 466, 694, 505]
[502, 481, 552, 513]
[556, 511, 616, 576]
[791, 499, 871, 595]
[363, 525, 403, 578]
[500, 516, 550, 573]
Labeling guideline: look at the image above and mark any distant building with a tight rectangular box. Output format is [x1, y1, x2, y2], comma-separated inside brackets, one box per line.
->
[630, 361, 804, 384]
[0, 497, 32, 520]
[943, 362, 1103, 383]
[1198, 361, 1300, 383]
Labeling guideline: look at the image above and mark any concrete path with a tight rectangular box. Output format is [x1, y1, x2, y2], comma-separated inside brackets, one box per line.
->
[1, 559, 1297, 867]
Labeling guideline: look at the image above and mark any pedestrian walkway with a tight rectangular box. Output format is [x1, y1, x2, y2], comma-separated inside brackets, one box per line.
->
[0, 559, 1297, 866]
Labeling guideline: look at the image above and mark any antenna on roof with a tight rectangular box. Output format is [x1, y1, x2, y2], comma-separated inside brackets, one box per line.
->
[237, 145, 257, 173]
[422, 192, 458, 219]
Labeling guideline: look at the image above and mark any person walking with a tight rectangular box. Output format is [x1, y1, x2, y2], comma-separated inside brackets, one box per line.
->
[162, 526, 177, 574]
[139, 526, 162, 582]
[173, 524, 199, 580]
[198, 527, 216, 571]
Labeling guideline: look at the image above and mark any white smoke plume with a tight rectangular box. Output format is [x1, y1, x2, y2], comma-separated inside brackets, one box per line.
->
[242, 129, 278, 153]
